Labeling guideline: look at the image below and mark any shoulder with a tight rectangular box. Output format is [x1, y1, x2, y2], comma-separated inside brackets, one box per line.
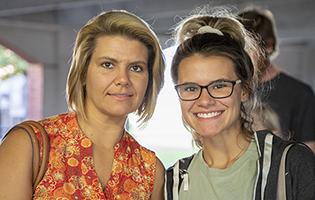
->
[0, 125, 33, 198]
[0, 126, 33, 154]
[167, 153, 196, 171]
[125, 132, 156, 157]
[286, 143, 315, 165]
[255, 130, 296, 157]
[255, 131, 315, 164]
[165, 153, 196, 200]
[39, 112, 75, 126]
[1, 121, 38, 152]
[285, 143, 315, 193]
[123, 132, 157, 170]
[165, 153, 196, 179]
[279, 73, 314, 93]
[39, 112, 78, 136]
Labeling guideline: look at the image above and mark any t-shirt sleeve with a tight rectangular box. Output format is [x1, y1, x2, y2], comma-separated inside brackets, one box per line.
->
[292, 84, 315, 142]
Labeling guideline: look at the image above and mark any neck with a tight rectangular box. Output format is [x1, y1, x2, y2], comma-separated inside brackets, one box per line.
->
[260, 63, 283, 82]
[202, 131, 250, 169]
[77, 112, 127, 149]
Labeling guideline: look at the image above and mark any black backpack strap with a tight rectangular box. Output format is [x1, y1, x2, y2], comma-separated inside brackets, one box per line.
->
[165, 154, 195, 200]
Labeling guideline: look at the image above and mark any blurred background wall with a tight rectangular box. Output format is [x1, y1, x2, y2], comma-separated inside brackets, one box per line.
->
[1, 0, 315, 167]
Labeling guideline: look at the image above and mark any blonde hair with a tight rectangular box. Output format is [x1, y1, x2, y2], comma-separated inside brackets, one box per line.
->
[67, 10, 165, 125]
[171, 6, 265, 148]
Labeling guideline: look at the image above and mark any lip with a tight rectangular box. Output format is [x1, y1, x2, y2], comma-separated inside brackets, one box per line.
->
[195, 111, 223, 119]
[108, 92, 133, 100]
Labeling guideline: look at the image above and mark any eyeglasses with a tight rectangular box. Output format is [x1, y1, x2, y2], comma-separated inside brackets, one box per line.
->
[175, 80, 242, 101]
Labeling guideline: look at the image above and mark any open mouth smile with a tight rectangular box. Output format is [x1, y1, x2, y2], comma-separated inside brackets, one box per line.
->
[197, 112, 222, 118]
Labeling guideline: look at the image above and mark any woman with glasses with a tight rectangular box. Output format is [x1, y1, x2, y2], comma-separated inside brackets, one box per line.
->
[165, 6, 315, 200]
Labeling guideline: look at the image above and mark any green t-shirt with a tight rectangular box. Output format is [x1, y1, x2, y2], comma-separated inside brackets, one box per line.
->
[178, 138, 259, 200]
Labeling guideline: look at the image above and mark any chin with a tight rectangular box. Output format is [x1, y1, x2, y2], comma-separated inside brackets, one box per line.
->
[201, 132, 220, 138]
[195, 128, 221, 138]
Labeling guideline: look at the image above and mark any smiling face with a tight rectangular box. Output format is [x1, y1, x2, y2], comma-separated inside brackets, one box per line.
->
[177, 54, 248, 138]
[84, 35, 149, 121]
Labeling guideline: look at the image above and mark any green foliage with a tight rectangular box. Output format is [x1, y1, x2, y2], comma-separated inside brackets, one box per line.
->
[0, 45, 28, 80]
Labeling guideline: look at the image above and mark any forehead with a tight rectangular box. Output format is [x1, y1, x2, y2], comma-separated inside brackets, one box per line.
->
[93, 35, 148, 59]
[177, 54, 237, 83]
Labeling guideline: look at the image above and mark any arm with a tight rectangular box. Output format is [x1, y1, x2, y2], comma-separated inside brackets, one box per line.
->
[150, 157, 165, 200]
[0, 129, 33, 199]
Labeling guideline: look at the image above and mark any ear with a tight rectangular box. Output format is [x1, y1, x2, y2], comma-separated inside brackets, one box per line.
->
[241, 87, 249, 102]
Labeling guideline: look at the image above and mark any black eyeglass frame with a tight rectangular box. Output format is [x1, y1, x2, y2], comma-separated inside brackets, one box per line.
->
[174, 80, 242, 101]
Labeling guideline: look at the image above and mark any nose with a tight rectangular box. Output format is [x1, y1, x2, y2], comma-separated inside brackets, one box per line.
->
[196, 88, 215, 106]
[114, 68, 130, 86]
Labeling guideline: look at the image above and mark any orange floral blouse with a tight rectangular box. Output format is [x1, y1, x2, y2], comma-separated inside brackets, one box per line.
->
[32, 112, 157, 199]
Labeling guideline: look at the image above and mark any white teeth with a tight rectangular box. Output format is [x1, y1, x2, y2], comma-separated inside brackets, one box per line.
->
[197, 112, 221, 118]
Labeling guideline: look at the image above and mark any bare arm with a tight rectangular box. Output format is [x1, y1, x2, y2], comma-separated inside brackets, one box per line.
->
[0, 129, 33, 199]
[150, 157, 165, 200]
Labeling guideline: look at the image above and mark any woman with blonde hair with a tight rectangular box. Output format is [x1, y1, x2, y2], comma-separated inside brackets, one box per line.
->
[0, 10, 165, 199]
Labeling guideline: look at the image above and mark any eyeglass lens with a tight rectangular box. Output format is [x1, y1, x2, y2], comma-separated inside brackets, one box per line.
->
[177, 81, 235, 100]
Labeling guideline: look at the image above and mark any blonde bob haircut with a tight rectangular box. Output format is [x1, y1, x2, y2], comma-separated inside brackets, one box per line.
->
[67, 10, 165, 125]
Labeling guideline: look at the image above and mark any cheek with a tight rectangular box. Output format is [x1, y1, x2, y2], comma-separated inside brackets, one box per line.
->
[180, 101, 194, 117]
[180, 101, 188, 110]
[85, 67, 101, 88]
[135, 76, 149, 97]
[86, 74, 104, 89]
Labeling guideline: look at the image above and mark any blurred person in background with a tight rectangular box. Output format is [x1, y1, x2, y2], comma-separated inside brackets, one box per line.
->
[238, 7, 315, 152]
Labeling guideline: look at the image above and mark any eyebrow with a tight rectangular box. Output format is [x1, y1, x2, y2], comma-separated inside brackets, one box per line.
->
[210, 79, 231, 84]
[97, 56, 148, 66]
[97, 56, 117, 62]
[181, 79, 232, 85]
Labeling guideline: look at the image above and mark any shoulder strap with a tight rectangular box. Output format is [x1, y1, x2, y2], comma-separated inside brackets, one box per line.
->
[277, 143, 294, 200]
[165, 154, 195, 200]
[11, 121, 49, 193]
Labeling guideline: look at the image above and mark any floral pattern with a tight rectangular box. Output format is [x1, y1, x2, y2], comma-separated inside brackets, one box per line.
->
[33, 112, 156, 199]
